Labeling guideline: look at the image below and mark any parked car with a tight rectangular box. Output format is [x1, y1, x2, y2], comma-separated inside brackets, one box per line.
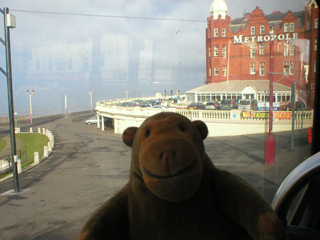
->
[286, 101, 308, 111]
[140, 103, 153, 108]
[122, 102, 139, 107]
[205, 102, 217, 110]
[187, 102, 206, 110]
[238, 99, 258, 111]
[152, 105, 169, 109]
[271, 151, 320, 240]
[220, 99, 238, 110]
[85, 116, 98, 125]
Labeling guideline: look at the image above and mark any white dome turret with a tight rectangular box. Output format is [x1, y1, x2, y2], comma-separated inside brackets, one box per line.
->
[210, 0, 228, 19]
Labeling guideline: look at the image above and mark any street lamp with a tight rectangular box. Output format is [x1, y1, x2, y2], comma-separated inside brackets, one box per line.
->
[26, 89, 35, 124]
[265, 40, 276, 165]
[1, 8, 20, 192]
[88, 88, 95, 113]
[125, 90, 129, 99]
[300, 52, 305, 85]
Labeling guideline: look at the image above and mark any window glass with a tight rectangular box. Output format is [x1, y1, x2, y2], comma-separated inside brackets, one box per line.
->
[250, 26, 255, 35]
[284, 23, 289, 32]
[222, 28, 226, 37]
[0, 1, 318, 239]
[205, 0, 317, 207]
[214, 45, 219, 56]
[214, 28, 219, 37]
[222, 45, 227, 58]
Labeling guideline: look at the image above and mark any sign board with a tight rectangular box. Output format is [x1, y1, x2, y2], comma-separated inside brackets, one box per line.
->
[257, 102, 280, 111]
[242, 111, 292, 119]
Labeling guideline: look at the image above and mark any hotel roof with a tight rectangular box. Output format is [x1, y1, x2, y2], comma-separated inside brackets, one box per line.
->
[185, 80, 292, 93]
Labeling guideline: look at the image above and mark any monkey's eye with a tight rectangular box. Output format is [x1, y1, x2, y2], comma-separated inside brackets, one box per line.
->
[179, 123, 186, 132]
[145, 130, 150, 137]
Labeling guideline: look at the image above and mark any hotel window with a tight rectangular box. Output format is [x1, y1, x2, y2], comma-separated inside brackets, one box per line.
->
[315, 39, 317, 51]
[289, 45, 295, 56]
[222, 28, 226, 37]
[289, 63, 294, 75]
[250, 26, 255, 35]
[269, 26, 274, 34]
[284, 23, 289, 32]
[284, 63, 289, 75]
[316, 19, 318, 29]
[222, 67, 227, 76]
[259, 43, 266, 55]
[250, 45, 256, 58]
[259, 62, 265, 76]
[284, 41, 294, 56]
[222, 45, 227, 58]
[214, 67, 219, 76]
[284, 61, 294, 75]
[250, 62, 256, 74]
[290, 23, 295, 32]
[209, 68, 212, 76]
[208, 47, 211, 57]
[214, 46, 219, 56]
[260, 25, 265, 34]
[214, 28, 219, 37]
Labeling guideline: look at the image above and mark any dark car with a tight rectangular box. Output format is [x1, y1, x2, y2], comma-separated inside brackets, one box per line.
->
[187, 102, 206, 110]
[205, 102, 217, 110]
[220, 99, 238, 110]
[122, 102, 139, 107]
[140, 103, 153, 108]
[286, 101, 308, 111]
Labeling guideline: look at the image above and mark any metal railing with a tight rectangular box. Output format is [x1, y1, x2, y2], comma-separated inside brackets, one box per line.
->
[0, 147, 27, 175]
[96, 101, 313, 123]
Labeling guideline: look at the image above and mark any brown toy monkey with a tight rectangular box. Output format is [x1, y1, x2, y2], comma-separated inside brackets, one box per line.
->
[78, 112, 289, 240]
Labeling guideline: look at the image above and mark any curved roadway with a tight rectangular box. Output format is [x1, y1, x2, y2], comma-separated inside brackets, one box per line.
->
[0, 112, 131, 239]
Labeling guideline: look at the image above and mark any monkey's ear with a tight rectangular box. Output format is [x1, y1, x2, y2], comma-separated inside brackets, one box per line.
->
[192, 120, 208, 140]
[122, 127, 138, 147]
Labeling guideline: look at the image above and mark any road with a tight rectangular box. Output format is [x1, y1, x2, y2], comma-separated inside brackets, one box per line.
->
[0, 111, 312, 239]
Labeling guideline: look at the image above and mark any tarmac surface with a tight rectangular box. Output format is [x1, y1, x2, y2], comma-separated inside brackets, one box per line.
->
[0, 111, 312, 239]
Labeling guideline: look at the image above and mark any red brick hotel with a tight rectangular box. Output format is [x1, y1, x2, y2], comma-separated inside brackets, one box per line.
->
[187, 0, 318, 107]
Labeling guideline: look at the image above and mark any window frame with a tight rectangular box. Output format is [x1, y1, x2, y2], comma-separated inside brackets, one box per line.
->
[214, 28, 219, 37]
[250, 26, 255, 35]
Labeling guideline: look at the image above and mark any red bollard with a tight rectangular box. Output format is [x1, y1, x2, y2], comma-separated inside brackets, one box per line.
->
[265, 134, 276, 165]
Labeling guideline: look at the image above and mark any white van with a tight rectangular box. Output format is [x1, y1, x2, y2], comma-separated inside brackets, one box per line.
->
[238, 99, 258, 111]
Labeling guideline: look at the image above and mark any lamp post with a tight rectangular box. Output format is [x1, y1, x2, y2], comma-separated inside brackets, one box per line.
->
[1, 8, 20, 192]
[26, 89, 35, 124]
[300, 52, 305, 85]
[125, 90, 129, 99]
[88, 88, 95, 113]
[265, 40, 276, 165]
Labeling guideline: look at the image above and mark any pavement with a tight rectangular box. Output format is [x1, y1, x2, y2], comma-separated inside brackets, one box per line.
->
[0, 111, 312, 240]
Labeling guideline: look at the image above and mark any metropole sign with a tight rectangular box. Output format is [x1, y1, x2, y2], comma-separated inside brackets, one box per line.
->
[233, 33, 298, 44]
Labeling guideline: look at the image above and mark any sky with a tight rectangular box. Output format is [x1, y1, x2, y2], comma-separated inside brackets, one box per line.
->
[0, 0, 310, 114]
